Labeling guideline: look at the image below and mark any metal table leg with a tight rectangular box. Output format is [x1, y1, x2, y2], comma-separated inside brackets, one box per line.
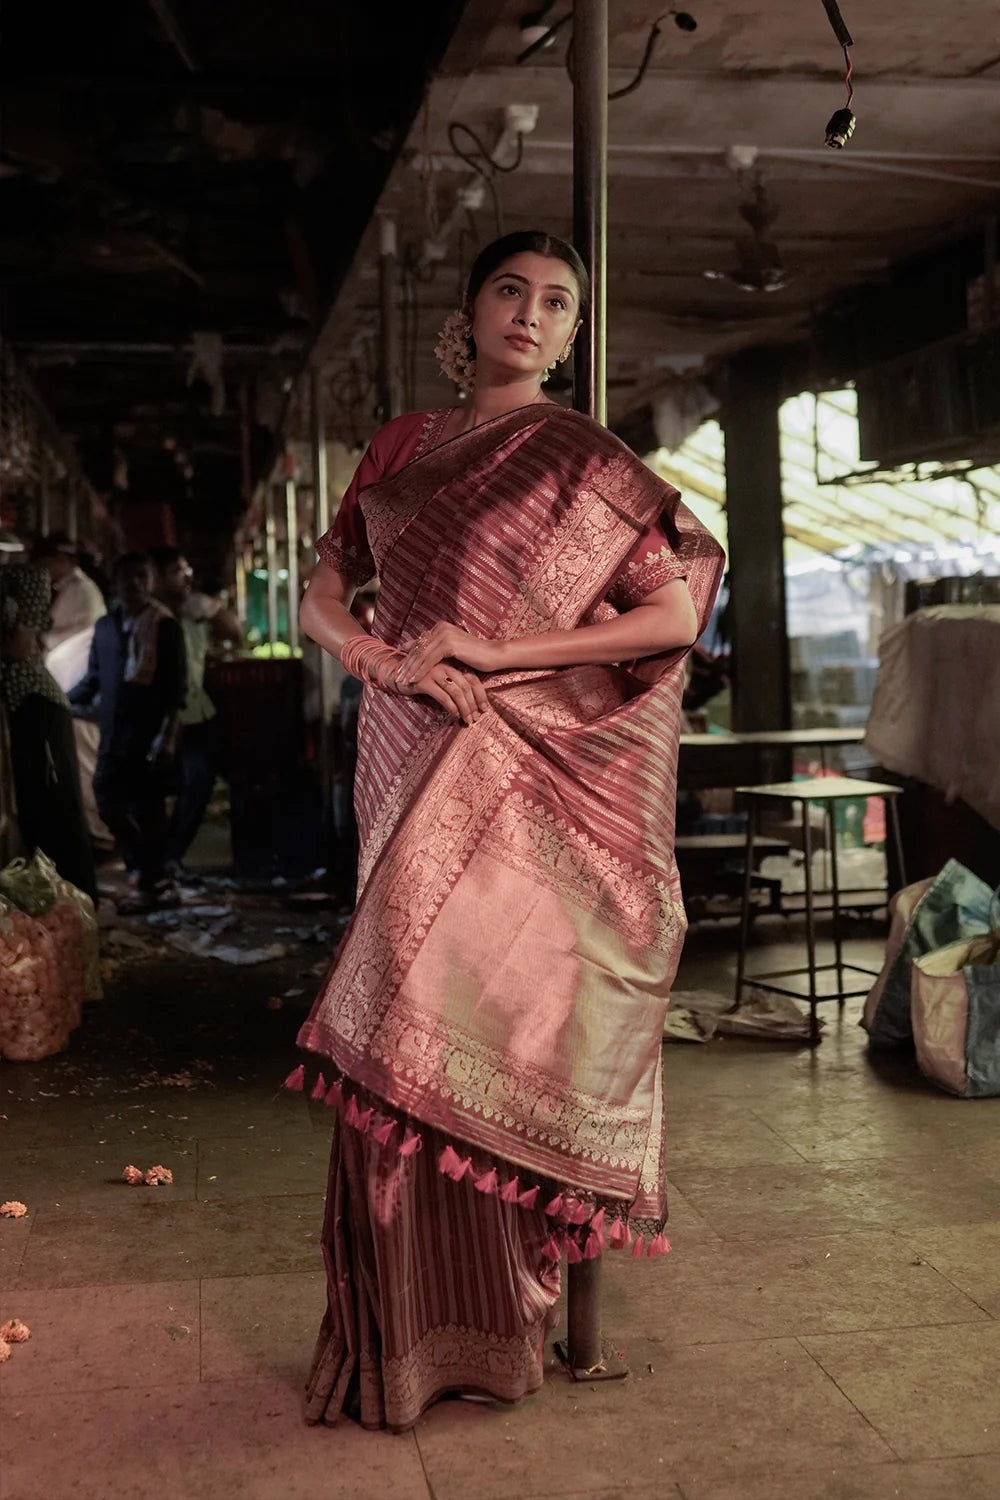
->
[801, 795, 820, 1045]
[732, 799, 757, 1013]
[827, 798, 845, 1009]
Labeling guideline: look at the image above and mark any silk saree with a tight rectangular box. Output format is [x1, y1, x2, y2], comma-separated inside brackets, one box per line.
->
[294, 403, 724, 1429]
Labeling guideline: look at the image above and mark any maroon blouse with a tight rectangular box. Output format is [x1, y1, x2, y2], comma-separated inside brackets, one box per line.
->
[317, 409, 687, 608]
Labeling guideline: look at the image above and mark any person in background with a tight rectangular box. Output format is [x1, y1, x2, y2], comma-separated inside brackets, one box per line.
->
[68, 552, 186, 912]
[31, 533, 107, 652]
[0, 552, 97, 900]
[31, 533, 112, 854]
[150, 547, 242, 880]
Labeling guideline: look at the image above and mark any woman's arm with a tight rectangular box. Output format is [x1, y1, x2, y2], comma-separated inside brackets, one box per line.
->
[300, 562, 490, 725]
[398, 577, 699, 682]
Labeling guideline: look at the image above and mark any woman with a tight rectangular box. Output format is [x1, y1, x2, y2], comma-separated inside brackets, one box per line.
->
[294, 231, 725, 1432]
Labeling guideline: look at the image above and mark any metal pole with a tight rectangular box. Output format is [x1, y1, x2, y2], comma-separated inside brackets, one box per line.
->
[284, 472, 300, 652]
[561, 0, 616, 1384]
[379, 217, 404, 421]
[310, 364, 337, 832]
[572, 0, 608, 427]
[234, 545, 248, 627]
[264, 485, 280, 654]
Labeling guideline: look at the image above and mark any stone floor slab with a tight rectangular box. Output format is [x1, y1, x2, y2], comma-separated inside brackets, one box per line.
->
[901, 1222, 1000, 1315]
[0, 1280, 199, 1396]
[200, 1271, 326, 1381]
[0, 1377, 430, 1500]
[196, 1139, 328, 1200]
[600, 1230, 988, 1347]
[414, 1336, 890, 1500]
[671, 1155, 1000, 1240]
[15, 1195, 323, 1289]
[802, 1321, 1000, 1461]
[678, 1453, 1000, 1500]
[0, 1138, 196, 1208]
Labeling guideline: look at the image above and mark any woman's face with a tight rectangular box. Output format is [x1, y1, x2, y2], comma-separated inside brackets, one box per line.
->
[470, 251, 581, 385]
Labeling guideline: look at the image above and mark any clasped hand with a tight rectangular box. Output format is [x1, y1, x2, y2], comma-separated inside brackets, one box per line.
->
[396, 623, 504, 726]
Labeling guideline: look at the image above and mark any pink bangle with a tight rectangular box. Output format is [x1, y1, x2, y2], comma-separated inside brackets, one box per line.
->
[340, 635, 407, 693]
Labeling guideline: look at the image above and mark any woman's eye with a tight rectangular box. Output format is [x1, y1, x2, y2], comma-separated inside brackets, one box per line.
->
[500, 284, 519, 296]
[549, 298, 566, 310]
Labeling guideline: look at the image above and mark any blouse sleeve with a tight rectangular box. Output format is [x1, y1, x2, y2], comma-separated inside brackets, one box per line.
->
[315, 444, 380, 588]
[606, 517, 688, 609]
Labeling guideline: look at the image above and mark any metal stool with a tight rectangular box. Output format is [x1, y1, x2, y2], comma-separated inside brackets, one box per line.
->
[733, 776, 906, 1044]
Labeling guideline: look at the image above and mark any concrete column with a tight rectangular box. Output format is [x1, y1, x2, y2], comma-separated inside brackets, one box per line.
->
[722, 349, 791, 732]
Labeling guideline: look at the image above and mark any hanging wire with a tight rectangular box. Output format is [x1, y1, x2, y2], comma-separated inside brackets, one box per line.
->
[446, 121, 519, 237]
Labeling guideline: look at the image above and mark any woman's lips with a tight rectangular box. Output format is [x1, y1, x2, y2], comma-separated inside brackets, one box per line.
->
[505, 335, 537, 349]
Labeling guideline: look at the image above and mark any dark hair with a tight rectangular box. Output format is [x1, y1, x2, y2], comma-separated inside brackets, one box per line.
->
[112, 550, 154, 580]
[465, 231, 590, 318]
[148, 545, 183, 573]
[30, 531, 76, 563]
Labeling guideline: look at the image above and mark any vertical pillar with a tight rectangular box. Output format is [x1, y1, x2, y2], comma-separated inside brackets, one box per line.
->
[567, 0, 609, 1380]
[722, 349, 791, 732]
[379, 217, 404, 421]
[310, 364, 337, 830]
[572, 0, 608, 427]
[284, 471, 300, 652]
[264, 484, 280, 652]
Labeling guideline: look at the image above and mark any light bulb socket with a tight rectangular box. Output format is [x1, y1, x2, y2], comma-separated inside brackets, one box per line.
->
[825, 108, 856, 149]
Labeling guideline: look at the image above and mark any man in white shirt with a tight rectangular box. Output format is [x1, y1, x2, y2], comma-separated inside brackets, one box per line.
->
[32, 534, 111, 851]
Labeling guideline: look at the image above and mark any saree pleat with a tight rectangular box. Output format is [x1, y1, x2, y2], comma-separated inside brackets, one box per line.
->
[305, 1102, 560, 1432]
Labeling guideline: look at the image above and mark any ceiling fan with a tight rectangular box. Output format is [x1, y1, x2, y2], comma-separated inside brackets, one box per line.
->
[704, 166, 794, 295]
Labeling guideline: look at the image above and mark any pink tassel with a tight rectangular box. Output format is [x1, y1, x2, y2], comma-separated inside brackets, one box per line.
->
[647, 1232, 671, 1258]
[344, 1095, 362, 1129]
[474, 1168, 499, 1195]
[324, 1081, 342, 1107]
[372, 1118, 395, 1146]
[354, 1106, 374, 1133]
[283, 1064, 305, 1092]
[569, 1199, 592, 1225]
[399, 1133, 423, 1157]
[500, 1177, 521, 1204]
[631, 1234, 645, 1258]
[544, 1193, 565, 1218]
[584, 1219, 607, 1258]
[589, 1207, 606, 1235]
[310, 1075, 327, 1101]
[565, 1236, 583, 1264]
[608, 1217, 629, 1249]
[438, 1145, 465, 1179]
[517, 1186, 540, 1209]
[540, 1235, 563, 1261]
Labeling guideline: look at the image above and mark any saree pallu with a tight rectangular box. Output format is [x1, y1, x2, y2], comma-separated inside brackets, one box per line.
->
[296, 405, 725, 1429]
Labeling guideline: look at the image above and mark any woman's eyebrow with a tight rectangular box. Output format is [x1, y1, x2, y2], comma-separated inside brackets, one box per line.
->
[490, 272, 576, 299]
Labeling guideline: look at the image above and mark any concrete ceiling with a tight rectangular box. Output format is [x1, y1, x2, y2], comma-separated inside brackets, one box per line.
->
[313, 0, 1000, 431]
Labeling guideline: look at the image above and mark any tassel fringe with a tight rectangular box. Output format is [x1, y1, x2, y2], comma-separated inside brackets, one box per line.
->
[372, 1118, 395, 1146]
[500, 1177, 521, 1204]
[544, 1193, 564, 1218]
[517, 1186, 540, 1209]
[541, 1234, 563, 1261]
[399, 1132, 423, 1157]
[474, 1168, 499, 1195]
[283, 1064, 305, 1092]
[647, 1232, 671, 1258]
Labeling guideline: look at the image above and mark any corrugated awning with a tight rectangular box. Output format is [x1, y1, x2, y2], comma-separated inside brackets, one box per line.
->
[649, 389, 1000, 560]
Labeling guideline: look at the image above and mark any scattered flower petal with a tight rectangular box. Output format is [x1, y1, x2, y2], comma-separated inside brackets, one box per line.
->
[0, 1201, 28, 1219]
[0, 1340, 11, 1363]
[1, 1318, 30, 1343]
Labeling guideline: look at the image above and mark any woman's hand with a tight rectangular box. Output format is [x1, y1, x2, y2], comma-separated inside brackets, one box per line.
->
[398, 624, 506, 685]
[398, 659, 490, 726]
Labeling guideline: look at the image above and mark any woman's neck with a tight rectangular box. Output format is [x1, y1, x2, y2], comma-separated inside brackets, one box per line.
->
[452, 375, 550, 434]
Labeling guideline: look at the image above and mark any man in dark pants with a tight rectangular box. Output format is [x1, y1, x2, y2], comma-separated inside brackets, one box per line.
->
[0, 560, 97, 901]
[150, 548, 242, 880]
[68, 553, 186, 912]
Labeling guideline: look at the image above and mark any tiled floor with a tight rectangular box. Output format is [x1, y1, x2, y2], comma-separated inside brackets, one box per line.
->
[3, 911, 1000, 1499]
